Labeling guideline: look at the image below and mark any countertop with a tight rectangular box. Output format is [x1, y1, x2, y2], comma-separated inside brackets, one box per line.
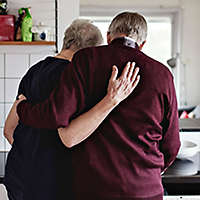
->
[162, 171, 200, 184]
[1, 119, 200, 185]
[179, 119, 200, 132]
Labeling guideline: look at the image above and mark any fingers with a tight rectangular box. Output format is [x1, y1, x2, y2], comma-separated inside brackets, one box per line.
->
[120, 62, 138, 83]
[109, 65, 118, 82]
[121, 62, 131, 78]
[132, 75, 140, 90]
[130, 67, 140, 83]
[127, 62, 136, 81]
[18, 94, 27, 101]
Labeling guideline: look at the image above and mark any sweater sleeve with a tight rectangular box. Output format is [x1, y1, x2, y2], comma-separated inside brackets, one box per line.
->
[160, 76, 181, 172]
[17, 52, 88, 129]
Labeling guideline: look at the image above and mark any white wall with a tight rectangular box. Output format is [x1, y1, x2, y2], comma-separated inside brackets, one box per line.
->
[58, 0, 79, 51]
[80, 0, 200, 106]
[80, 0, 180, 7]
[181, 0, 200, 106]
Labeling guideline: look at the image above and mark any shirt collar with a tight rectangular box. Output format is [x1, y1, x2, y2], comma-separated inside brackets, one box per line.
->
[110, 37, 139, 49]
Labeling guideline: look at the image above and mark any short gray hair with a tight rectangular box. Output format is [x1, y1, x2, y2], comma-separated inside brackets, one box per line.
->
[62, 19, 103, 51]
[108, 12, 147, 45]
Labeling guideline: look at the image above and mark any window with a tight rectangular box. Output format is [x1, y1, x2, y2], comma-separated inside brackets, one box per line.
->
[82, 16, 172, 67]
[143, 17, 172, 67]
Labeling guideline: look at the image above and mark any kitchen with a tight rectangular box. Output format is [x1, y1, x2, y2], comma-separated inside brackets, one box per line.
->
[1, 0, 200, 199]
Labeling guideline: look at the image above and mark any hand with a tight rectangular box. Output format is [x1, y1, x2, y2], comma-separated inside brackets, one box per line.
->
[107, 62, 140, 105]
[3, 95, 27, 145]
[18, 94, 27, 101]
[13, 94, 27, 121]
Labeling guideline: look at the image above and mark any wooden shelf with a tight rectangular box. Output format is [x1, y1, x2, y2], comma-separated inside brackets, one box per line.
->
[0, 41, 56, 45]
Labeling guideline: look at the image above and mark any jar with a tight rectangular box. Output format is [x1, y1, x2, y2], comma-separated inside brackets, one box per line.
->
[32, 22, 51, 41]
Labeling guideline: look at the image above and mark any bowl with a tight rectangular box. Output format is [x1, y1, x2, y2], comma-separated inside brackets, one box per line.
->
[164, 158, 198, 176]
[177, 140, 199, 159]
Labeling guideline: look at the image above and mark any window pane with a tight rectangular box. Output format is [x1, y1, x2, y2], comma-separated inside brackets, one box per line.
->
[84, 16, 172, 67]
[143, 17, 172, 67]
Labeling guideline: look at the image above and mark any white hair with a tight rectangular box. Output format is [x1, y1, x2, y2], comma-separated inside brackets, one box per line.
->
[62, 19, 103, 51]
[108, 12, 147, 45]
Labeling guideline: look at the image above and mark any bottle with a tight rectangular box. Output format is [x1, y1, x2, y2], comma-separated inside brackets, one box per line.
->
[18, 7, 32, 42]
[15, 9, 26, 41]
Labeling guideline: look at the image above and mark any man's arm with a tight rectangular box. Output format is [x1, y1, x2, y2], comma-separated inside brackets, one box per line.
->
[160, 77, 181, 172]
[58, 63, 140, 148]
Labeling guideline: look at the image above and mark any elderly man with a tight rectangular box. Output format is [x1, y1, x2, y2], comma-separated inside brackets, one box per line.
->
[16, 12, 180, 200]
[4, 19, 140, 200]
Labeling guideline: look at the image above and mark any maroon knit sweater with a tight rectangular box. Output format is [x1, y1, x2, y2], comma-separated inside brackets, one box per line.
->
[17, 37, 180, 200]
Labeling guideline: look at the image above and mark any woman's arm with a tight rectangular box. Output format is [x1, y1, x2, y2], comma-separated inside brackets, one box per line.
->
[58, 62, 140, 148]
[4, 95, 26, 145]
